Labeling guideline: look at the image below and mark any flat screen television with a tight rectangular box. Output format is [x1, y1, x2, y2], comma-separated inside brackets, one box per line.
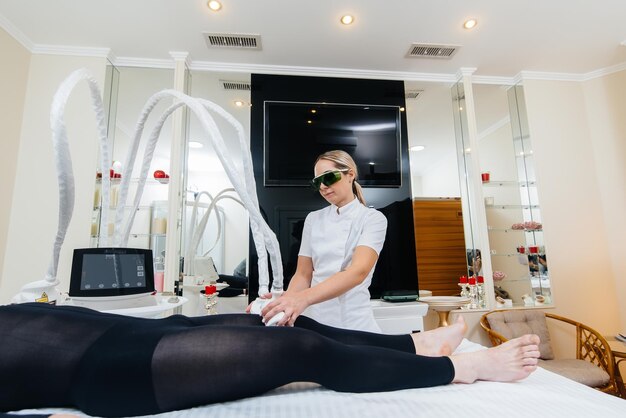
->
[264, 101, 402, 187]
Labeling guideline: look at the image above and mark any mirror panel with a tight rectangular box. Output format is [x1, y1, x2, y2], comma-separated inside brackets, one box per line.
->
[451, 81, 484, 279]
[474, 84, 551, 306]
[184, 71, 251, 279]
[94, 66, 175, 264]
[405, 81, 468, 296]
[97, 67, 552, 308]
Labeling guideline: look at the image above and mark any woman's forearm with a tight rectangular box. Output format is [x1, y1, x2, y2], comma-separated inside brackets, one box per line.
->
[287, 272, 312, 293]
[299, 269, 363, 306]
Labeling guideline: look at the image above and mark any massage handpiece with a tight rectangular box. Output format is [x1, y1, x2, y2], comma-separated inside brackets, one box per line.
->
[250, 297, 286, 326]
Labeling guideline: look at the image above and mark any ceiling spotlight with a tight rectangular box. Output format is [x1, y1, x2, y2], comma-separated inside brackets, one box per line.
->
[307, 120, 313, 124]
[207, 1, 222, 11]
[410, 145, 425, 152]
[234, 100, 245, 107]
[340, 15, 354, 25]
[189, 141, 204, 149]
[463, 19, 477, 29]
[399, 107, 405, 112]
[311, 109, 317, 114]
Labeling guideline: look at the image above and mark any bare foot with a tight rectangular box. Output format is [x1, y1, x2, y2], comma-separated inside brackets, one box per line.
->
[450, 334, 541, 383]
[411, 316, 467, 356]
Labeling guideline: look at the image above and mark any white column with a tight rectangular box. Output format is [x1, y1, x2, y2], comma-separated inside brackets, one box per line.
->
[163, 52, 190, 292]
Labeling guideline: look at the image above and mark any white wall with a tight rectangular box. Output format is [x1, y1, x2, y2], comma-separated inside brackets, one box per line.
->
[0, 54, 107, 303]
[582, 70, 626, 330]
[522, 79, 622, 349]
[0, 28, 30, 288]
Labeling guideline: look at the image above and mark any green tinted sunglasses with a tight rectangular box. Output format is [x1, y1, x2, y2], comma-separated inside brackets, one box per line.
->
[311, 169, 349, 191]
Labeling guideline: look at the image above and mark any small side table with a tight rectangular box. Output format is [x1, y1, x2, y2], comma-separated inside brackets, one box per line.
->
[606, 338, 626, 397]
[420, 296, 470, 327]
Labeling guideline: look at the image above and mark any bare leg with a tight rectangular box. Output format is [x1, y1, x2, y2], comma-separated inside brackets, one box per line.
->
[411, 316, 467, 356]
[450, 334, 541, 383]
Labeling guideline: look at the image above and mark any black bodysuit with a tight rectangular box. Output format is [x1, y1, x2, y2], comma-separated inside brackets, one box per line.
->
[0, 303, 454, 417]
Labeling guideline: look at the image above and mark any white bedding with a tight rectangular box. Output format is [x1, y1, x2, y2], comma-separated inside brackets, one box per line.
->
[11, 340, 626, 418]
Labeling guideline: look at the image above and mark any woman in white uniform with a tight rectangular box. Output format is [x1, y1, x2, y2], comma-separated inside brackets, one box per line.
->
[261, 150, 387, 332]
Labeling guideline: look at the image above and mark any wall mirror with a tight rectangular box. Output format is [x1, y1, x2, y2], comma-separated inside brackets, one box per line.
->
[451, 79, 488, 291]
[405, 81, 469, 296]
[93, 66, 175, 268]
[98, 68, 552, 308]
[183, 71, 251, 283]
[474, 84, 551, 307]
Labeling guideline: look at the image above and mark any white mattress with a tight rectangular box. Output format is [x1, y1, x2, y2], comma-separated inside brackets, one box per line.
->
[11, 340, 626, 418]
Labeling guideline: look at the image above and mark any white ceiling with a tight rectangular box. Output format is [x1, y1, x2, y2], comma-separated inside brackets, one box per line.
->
[1, 0, 625, 77]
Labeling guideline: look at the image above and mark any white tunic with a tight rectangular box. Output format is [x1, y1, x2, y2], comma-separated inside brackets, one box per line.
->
[298, 198, 387, 332]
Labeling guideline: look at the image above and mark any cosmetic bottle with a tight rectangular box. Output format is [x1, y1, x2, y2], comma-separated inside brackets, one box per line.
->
[476, 275, 485, 308]
[203, 285, 218, 315]
[458, 276, 469, 309]
[154, 257, 165, 293]
[468, 276, 478, 309]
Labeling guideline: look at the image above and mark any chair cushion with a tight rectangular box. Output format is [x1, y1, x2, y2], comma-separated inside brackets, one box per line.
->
[539, 359, 610, 387]
[486, 310, 554, 360]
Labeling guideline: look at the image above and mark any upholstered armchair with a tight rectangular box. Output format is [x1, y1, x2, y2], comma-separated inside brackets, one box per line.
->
[480, 310, 617, 394]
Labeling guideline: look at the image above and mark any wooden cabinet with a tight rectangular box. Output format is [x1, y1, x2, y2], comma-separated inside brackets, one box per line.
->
[413, 199, 467, 296]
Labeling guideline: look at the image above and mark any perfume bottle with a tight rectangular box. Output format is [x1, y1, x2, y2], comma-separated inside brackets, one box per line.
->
[468, 276, 478, 309]
[476, 275, 485, 308]
[458, 276, 469, 309]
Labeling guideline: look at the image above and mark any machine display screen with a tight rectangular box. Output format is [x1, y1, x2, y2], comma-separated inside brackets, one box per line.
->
[69, 248, 155, 297]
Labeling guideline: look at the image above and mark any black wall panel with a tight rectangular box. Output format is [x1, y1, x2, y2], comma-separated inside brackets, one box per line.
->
[248, 74, 418, 300]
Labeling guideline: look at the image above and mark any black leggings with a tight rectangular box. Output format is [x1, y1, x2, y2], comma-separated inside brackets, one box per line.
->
[0, 303, 454, 417]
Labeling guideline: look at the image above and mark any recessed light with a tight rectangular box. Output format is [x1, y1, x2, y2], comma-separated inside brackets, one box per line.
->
[311, 109, 317, 114]
[399, 107, 405, 112]
[340, 15, 354, 25]
[207, 1, 222, 11]
[463, 19, 477, 29]
[410, 145, 425, 152]
[234, 100, 244, 107]
[307, 120, 313, 124]
[189, 141, 204, 149]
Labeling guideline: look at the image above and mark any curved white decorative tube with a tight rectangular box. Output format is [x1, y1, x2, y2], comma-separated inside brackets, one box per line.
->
[197, 98, 283, 295]
[187, 189, 246, 272]
[200, 196, 245, 257]
[15, 70, 284, 303]
[185, 190, 220, 276]
[116, 90, 283, 294]
[184, 190, 214, 276]
[12, 69, 111, 303]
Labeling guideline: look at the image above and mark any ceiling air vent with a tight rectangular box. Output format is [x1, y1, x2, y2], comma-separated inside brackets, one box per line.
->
[220, 80, 251, 91]
[204, 32, 262, 50]
[405, 90, 424, 99]
[406, 43, 459, 59]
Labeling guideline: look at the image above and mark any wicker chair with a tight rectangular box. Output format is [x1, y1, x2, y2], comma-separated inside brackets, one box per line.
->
[480, 310, 617, 394]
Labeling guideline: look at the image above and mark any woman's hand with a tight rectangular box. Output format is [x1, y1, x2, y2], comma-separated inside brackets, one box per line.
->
[261, 291, 310, 326]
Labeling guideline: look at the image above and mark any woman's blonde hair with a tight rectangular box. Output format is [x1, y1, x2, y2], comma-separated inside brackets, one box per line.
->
[314, 150, 366, 205]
